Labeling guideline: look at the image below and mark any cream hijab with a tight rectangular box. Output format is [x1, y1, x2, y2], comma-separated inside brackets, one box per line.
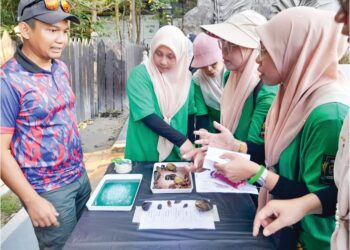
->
[220, 48, 260, 133]
[256, 7, 350, 169]
[331, 113, 349, 250]
[217, 11, 265, 133]
[144, 25, 192, 161]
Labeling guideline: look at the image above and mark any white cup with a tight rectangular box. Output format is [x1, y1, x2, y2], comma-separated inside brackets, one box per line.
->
[114, 159, 132, 174]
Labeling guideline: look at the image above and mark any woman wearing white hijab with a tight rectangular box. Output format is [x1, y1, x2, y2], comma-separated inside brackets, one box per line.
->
[125, 25, 195, 162]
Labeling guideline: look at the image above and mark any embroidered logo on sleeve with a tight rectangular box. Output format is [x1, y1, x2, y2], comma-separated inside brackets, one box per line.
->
[320, 154, 335, 185]
[260, 121, 266, 138]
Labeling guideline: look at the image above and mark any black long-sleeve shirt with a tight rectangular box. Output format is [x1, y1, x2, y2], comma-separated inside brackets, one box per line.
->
[141, 113, 187, 148]
[269, 170, 337, 217]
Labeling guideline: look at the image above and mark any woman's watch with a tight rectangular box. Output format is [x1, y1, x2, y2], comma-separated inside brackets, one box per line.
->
[234, 139, 247, 153]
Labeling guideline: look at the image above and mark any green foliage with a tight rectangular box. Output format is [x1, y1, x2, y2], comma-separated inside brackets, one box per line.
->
[69, 0, 115, 39]
[0, 192, 22, 226]
[0, 0, 197, 40]
[147, 0, 172, 26]
[147, 0, 197, 26]
[149, 0, 170, 12]
[0, 0, 114, 39]
[1, 193, 21, 215]
[69, 9, 93, 39]
[0, 0, 20, 38]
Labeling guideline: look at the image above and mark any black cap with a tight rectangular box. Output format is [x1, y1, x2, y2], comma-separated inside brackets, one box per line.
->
[18, 0, 80, 24]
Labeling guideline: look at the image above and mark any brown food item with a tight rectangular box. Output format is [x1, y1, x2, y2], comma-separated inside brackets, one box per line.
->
[174, 176, 185, 185]
[141, 201, 152, 211]
[166, 163, 177, 171]
[195, 199, 213, 212]
[153, 164, 191, 189]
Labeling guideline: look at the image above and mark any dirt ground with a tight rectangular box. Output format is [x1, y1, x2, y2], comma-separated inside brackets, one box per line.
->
[79, 110, 128, 153]
[79, 109, 128, 190]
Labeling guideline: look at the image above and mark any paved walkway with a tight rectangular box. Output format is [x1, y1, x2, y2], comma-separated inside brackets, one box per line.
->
[86, 119, 127, 190]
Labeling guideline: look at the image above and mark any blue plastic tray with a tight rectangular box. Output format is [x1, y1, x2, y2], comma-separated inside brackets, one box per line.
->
[86, 174, 142, 211]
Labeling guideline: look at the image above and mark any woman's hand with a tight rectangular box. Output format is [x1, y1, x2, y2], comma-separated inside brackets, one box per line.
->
[214, 152, 260, 182]
[253, 193, 322, 237]
[182, 147, 206, 172]
[194, 121, 239, 151]
[179, 139, 194, 156]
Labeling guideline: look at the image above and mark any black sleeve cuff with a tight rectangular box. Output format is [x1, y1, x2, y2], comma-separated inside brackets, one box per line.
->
[270, 175, 309, 199]
[313, 186, 337, 217]
[195, 114, 210, 131]
[187, 114, 195, 143]
[142, 114, 187, 148]
[246, 141, 265, 165]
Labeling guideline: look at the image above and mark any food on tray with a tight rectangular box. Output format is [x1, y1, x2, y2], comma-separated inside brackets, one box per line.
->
[152, 164, 191, 189]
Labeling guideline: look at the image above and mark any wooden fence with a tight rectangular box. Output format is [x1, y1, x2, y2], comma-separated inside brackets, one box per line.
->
[62, 39, 144, 122]
[0, 31, 144, 122]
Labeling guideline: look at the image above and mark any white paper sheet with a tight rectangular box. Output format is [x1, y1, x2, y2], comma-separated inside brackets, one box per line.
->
[138, 200, 215, 230]
[195, 147, 258, 194]
[133, 204, 220, 223]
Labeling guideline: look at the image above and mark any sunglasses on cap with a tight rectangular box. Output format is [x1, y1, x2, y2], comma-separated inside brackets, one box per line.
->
[20, 0, 70, 17]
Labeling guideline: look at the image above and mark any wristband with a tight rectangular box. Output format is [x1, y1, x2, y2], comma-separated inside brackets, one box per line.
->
[256, 167, 268, 187]
[248, 165, 265, 185]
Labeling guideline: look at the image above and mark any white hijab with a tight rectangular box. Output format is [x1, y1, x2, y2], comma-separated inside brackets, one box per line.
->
[193, 65, 225, 111]
[144, 25, 192, 161]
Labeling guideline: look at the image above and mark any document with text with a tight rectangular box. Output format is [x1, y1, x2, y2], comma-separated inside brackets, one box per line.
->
[138, 200, 216, 230]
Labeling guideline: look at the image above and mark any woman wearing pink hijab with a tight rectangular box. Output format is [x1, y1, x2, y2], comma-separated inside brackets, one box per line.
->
[253, 1, 350, 250]
[190, 32, 225, 133]
[213, 6, 350, 250]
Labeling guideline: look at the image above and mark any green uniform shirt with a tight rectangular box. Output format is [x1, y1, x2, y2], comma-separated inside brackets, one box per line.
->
[188, 81, 197, 115]
[277, 103, 349, 250]
[223, 71, 279, 144]
[192, 80, 220, 132]
[125, 64, 192, 162]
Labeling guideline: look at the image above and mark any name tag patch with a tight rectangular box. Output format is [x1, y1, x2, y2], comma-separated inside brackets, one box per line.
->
[320, 154, 335, 185]
[260, 121, 266, 138]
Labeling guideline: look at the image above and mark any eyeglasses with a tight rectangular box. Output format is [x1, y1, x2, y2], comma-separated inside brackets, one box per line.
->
[20, 0, 70, 17]
[218, 39, 239, 54]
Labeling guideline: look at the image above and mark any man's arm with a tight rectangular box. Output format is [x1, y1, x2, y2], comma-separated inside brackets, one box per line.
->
[0, 134, 59, 227]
